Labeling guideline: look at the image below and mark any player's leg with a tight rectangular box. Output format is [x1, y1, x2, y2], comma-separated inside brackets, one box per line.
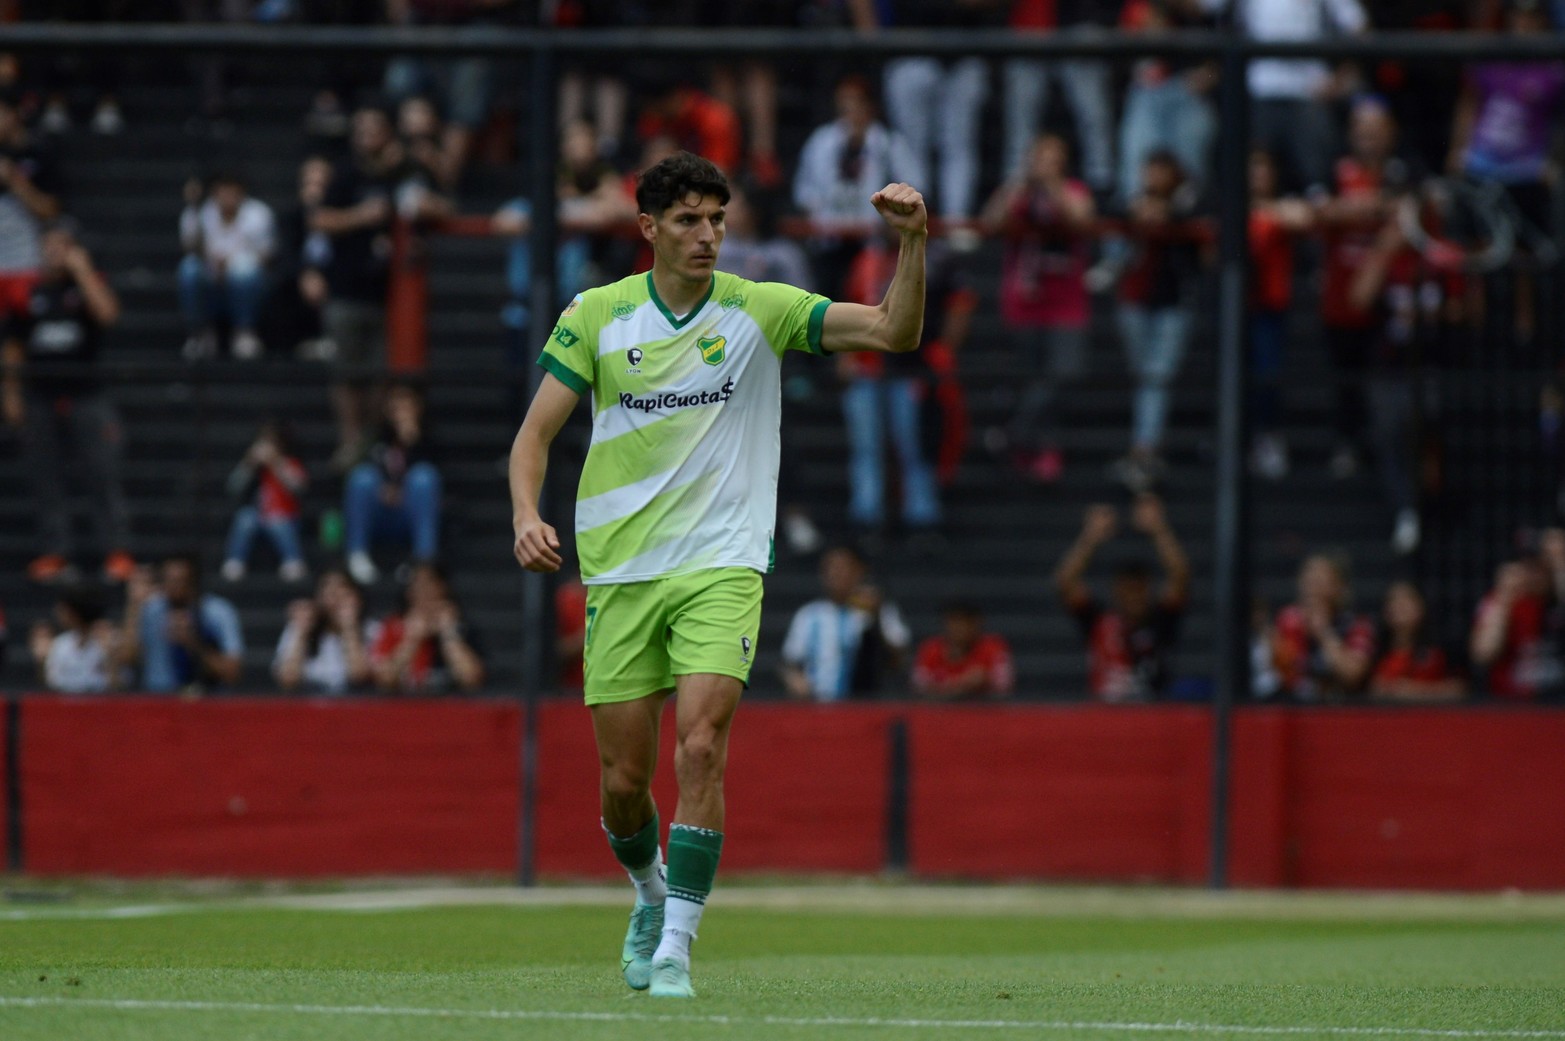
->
[650, 569, 763, 997]
[584, 579, 676, 990]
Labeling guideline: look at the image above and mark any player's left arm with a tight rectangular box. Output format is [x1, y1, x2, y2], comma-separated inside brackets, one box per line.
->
[819, 183, 927, 355]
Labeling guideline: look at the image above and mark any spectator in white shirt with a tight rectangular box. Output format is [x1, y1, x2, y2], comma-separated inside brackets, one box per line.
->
[1199, 0, 1369, 195]
[781, 546, 912, 702]
[178, 172, 277, 361]
[29, 585, 117, 693]
[794, 74, 923, 298]
[274, 569, 372, 696]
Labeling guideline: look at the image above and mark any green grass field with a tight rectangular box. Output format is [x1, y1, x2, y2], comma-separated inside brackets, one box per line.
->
[0, 883, 1562, 1040]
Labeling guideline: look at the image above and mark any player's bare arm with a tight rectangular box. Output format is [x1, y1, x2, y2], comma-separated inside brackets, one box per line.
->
[819, 183, 928, 355]
[509, 372, 581, 573]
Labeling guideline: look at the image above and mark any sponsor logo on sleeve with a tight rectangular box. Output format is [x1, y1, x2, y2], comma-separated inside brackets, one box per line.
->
[551, 325, 580, 349]
[611, 300, 637, 320]
[720, 293, 746, 311]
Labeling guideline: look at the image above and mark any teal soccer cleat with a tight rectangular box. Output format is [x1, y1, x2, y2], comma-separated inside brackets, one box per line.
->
[620, 903, 663, 991]
[648, 957, 695, 998]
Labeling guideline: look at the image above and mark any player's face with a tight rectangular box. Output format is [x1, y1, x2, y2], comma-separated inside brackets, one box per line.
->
[645, 193, 726, 284]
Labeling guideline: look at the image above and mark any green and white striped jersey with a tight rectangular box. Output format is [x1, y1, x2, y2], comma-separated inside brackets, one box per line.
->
[539, 270, 830, 585]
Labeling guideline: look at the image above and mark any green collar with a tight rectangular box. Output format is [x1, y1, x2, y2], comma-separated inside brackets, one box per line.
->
[646, 271, 715, 330]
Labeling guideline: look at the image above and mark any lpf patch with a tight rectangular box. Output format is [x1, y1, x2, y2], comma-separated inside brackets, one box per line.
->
[698, 334, 727, 366]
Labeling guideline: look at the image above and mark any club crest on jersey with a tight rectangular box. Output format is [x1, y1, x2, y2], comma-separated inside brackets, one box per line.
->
[698, 334, 727, 366]
[625, 347, 643, 373]
[612, 300, 636, 320]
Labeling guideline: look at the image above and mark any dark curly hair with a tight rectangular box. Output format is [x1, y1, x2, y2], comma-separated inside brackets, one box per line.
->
[636, 151, 730, 216]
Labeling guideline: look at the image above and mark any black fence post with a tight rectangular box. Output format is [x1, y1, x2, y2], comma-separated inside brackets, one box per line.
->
[884, 717, 910, 874]
[1208, 35, 1253, 890]
[5, 698, 22, 873]
[516, 41, 560, 889]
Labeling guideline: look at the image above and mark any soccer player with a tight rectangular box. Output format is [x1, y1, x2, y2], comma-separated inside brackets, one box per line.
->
[509, 152, 926, 998]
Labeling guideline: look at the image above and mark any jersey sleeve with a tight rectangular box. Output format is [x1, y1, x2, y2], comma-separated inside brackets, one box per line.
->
[536, 294, 597, 395]
[751, 281, 832, 359]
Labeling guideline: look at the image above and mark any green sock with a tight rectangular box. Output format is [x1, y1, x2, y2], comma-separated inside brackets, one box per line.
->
[665, 823, 723, 905]
[605, 813, 659, 872]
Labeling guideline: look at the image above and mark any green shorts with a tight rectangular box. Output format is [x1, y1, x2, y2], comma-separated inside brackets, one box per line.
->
[583, 567, 764, 705]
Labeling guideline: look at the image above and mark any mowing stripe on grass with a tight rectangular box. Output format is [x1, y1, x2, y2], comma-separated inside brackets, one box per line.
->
[0, 996, 1561, 1037]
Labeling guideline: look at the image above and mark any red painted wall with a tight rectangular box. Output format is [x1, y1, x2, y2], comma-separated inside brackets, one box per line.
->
[1226, 708, 1565, 890]
[11, 697, 1565, 888]
[0, 703, 8, 866]
[21, 697, 520, 876]
[907, 706, 1212, 882]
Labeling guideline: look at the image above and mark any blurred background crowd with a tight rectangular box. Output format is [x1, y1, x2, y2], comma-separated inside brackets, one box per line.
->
[0, 0, 1562, 704]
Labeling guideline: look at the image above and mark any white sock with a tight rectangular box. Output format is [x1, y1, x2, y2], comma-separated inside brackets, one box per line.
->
[628, 846, 667, 907]
[652, 894, 703, 967]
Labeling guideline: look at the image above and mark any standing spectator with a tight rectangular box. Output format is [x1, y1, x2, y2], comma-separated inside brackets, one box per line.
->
[911, 601, 1015, 700]
[343, 379, 442, 585]
[1369, 580, 1465, 702]
[870, 1, 999, 220]
[368, 562, 486, 693]
[1315, 96, 1417, 482]
[1054, 495, 1190, 702]
[981, 132, 1095, 483]
[219, 421, 309, 583]
[273, 569, 372, 695]
[1003, 0, 1118, 194]
[1266, 552, 1375, 701]
[1470, 556, 1557, 700]
[780, 545, 912, 702]
[2, 220, 133, 584]
[1198, 0, 1369, 196]
[1117, 0, 1218, 205]
[1112, 150, 1207, 491]
[793, 75, 923, 298]
[28, 584, 116, 693]
[382, 0, 513, 190]
[312, 103, 398, 470]
[634, 79, 742, 176]
[838, 237, 972, 544]
[177, 172, 276, 361]
[1248, 148, 1314, 480]
[116, 556, 244, 694]
[1447, 0, 1565, 346]
[0, 87, 62, 323]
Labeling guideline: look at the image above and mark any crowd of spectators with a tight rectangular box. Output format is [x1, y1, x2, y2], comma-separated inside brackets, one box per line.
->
[2, 0, 1563, 702]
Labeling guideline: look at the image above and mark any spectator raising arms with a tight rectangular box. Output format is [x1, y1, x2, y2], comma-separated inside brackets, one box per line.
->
[1266, 552, 1375, 701]
[117, 556, 244, 695]
[369, 562, 485, 694]
[1370, 580, 1465, 702]
[1470, 556, 1559, 700]
[0, 88, 62, 324]
[177, 171, 276, 361]
[781, 546, 911, 702]
[911, 601, 1015, 700]
[344, 380, 442, 585]
[273, 569, 372, 695]
[220, 421, 308, 583]
[1054, 494, 1190, 702]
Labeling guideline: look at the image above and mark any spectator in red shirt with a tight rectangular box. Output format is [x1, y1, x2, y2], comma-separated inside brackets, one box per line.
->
[1054, 493, 1191, 702]
[912, 601, 1015, 700]
[1247, 148, 1313, 481]
[1370, 580, 1466, 702]
[220, 421, 308, 584]
[369, 562, 485, 694]
[1266, 552, 1375, 701]
[1470, 556, 1556, 701]
[981, 132, 1096, 483]
[635, 81, 741, 176]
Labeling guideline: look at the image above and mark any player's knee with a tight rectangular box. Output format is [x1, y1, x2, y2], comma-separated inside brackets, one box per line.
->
[675, 726, 725, 780]
[601, 761, 651, 804]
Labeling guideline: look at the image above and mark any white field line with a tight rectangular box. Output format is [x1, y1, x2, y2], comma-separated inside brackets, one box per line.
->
[0, 995, 1562, 1038]
[3, 885, 1565, 922]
